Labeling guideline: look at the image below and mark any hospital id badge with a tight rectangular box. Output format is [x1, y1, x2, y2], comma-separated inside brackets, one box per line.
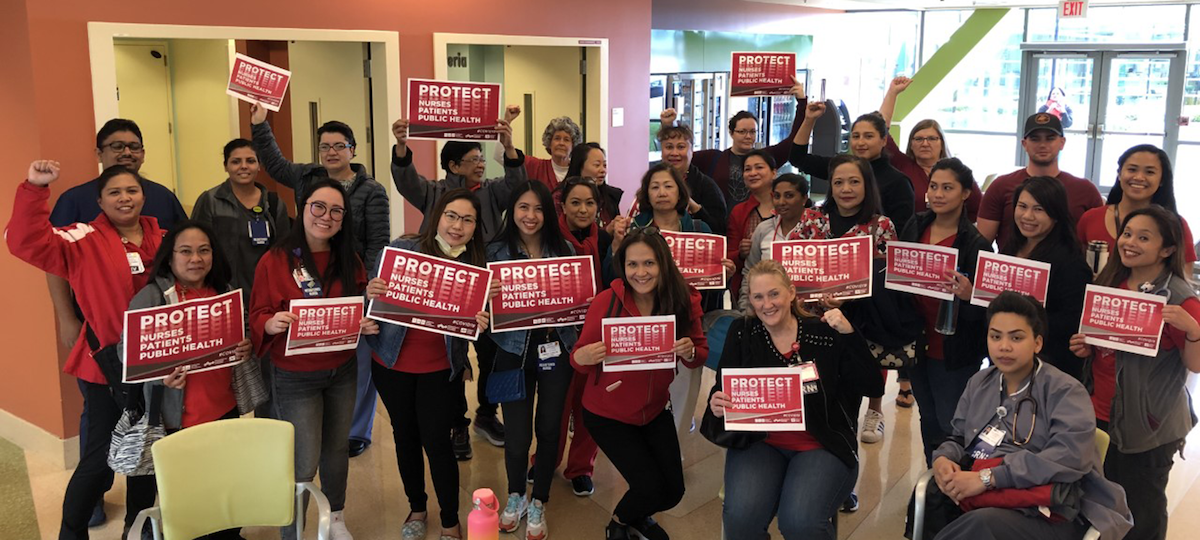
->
[293, 267, 322, 298]
[126, 252, 145, 274]
[970, 425, 1006, 460]
[538, 341, 562, 360]
[800, 363, 819, 395]
[248, 220, 271, 246]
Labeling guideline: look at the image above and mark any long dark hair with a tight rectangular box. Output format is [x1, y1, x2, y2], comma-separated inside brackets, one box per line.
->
[410, 188, 486, 267]
[928, 157, 976, 229]
[822, 154, 882, 225]
[636, 162, 690, 216]
[1001, 176, 1081, 261]
[496, 181, 571, 258]
[273, 178, 362, 295]
[612, 228, 694, 335]
[1105, 144, 1177, 214]
[566, 143, 604, 178]
[149, 220, 231, 292]
[1095, 205, 1190, 289]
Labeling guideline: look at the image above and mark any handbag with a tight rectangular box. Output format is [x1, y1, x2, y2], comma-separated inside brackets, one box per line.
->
[866, 339, 917, 370]
[231, 355, 269, 414]
[85, 324, 135, 403]
[486, 345, 527, 404]
[108, 385, 165, 477]
[699, 319, 767, 450]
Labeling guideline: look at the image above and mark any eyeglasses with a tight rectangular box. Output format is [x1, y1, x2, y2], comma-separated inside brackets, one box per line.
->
[628, 224, 662, 237]
[912, 136, 942, 144]
[318, 143, 352, 153]
[733, 129, 759, 137]
[103, 141, 144, 153]
[456, 157, 486, 165]
[443, 210, 477, 226]
[308, 201, 346, 221]
[174, 247, 213, 259]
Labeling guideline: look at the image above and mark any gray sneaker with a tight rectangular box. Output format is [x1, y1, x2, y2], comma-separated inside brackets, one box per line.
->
[401, 517, 426, 540]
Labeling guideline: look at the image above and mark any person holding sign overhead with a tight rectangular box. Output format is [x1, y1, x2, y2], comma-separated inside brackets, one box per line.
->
[1076, 144, 1196, 273]
[925, 292, 1131, 540]
[7, 161, 162, 539]
[364, 188, 491, 540]
[896, 158, 992, 464]
[118, 220, 254, 539]
[1068, 206, 1200, 540]
[485, 181, 580, 539]
[571, 227, 708, 540]
[999, 176, 1092, 381]
[704, 260, 882, 540]
[249, 179, 375, 540]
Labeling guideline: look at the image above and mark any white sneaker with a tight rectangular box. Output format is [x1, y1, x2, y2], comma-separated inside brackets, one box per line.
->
[861, 409, 885, 444]
[525, 499, 547, 540]
[330, 510, 353, 540]
[499, 493, 527, 533]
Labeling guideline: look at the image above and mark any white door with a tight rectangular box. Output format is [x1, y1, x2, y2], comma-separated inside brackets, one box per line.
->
[113, 42, 178, 192]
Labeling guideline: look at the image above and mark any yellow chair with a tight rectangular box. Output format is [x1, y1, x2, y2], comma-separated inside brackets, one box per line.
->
[130, 418, 331, 540]
[911, 428, 1109, 540]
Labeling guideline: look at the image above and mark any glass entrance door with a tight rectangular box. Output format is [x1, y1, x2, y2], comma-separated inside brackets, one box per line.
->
[1025, 52, 1097, 178]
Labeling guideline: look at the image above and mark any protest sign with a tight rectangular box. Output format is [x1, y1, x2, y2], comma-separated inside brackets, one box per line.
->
[407, 78, 502, 141]
[286, 297, 363, 356]
[488, 256, 596, 332]
[722, 367, 807, 431]
[730, 52, 796, 97]
[367, 247, 492, 340]
[771, 236, 873, 301]
[226, 53, 292, 111]
[971, 252, 1051, 307]
[885, 241, 959, 301]
[602, 315, 676, 372]
[661, 230, 727, 290]
[122, 290, 245, 383]
[1078, 284, 1166, 356]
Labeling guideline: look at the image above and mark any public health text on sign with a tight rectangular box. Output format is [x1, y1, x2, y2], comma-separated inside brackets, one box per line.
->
[488, 256, 596, 332]
[122, 289, 245, 383]
[367, 247, 492, 340]
[406, 78, 502, 141]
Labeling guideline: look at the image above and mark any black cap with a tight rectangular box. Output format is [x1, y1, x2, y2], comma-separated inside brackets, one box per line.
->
[1023, 113, 1064, 138]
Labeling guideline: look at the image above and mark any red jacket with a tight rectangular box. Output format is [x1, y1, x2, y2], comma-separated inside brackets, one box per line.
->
[249, 248, 366, 372]
[6, 181, 163, 384]
[727, 198, 762, 298]
[571, 279, 708, 426]
[524, 155, 560, 193]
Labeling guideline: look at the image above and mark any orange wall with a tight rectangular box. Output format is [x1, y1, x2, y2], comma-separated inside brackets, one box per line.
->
[3, 0, 652, 439]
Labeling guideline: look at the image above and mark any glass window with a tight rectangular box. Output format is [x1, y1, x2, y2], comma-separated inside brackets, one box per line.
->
[1182, 5, 1200, 143]
[1026, 5, 1186, 43]
[809, 11, 920, 117]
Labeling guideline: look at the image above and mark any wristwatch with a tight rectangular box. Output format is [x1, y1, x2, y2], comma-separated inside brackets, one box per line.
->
[979, 468, 994, 490]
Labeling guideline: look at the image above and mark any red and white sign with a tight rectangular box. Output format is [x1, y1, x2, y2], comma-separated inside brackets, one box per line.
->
[723, 367, 806, 431]
[1078, 284, 1166, 357]
[661, 230, 727, 290]
[885, 241, 958, 301]
[730, 52, 796, 97]
[602, 315, 676, 372]
[488, 256, 596, 332]
[367, 247, 492, 340]
[406, 78, 502, 141]
[122, 290, 245, 383]
[771, 236, 873, 302]
[226, 53, 292, 112]
[286, 297, 363, 356]
[971, 252, 1051, 308]
[1059, 0, 1088, 18]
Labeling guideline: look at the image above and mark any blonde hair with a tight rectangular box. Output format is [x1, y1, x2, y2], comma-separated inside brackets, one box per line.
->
[744, 259, 814, 319]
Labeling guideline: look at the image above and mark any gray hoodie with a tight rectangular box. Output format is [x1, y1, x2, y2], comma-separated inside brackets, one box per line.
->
[390, 146, 526, 243]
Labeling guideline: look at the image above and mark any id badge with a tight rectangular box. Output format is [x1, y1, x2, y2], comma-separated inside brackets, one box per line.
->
[538, 341, 562, 360]
[969, 425, 1006, 460]
[126, 252, 145, 274]
[800, 363, 819, 383]
[292, 267, 322, 298]
[248, 220, 271, 246]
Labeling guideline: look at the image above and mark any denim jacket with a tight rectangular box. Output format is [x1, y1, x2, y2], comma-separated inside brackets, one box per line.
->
[485, 240, 579, 356]
[363, 238, 472, 381]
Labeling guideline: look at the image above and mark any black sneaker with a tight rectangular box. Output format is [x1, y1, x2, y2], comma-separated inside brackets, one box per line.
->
[629, 516, 668, 540]
[840, 491, 859, 513]
[571, 475, 595, 496]
[605, 520, 631, 540]
[88, 501, 106, 528]
[452, 426, 473, 461]
[473, 415, 505, 447]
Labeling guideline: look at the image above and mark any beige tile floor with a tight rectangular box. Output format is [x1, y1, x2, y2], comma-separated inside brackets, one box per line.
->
[18, 370, 1200, 540]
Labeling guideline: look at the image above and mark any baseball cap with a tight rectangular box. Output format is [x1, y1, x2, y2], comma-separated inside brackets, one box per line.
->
[1023, 113, 1064, 138]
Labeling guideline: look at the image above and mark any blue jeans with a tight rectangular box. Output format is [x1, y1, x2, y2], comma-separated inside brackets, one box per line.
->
[723, 441, 856, 540]
[271, 356, 356, 538]
[348, 343, 377, 443]
[908, 358, 978, 466]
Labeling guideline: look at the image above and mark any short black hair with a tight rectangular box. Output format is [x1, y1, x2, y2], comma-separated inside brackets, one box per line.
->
[150, 220, 232, 292]
[96, 165, 144, 195]
[986, 291, 1048, 339]
[728, 111, 758, 133]
[441, 141, 483, 173]
[316, 121, 356, 148]
[96, 119, 143, 149]
[222, 138, 255, 164]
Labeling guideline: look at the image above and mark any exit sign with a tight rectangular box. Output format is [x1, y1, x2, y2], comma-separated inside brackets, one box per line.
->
[1060, 0, 1088, 18]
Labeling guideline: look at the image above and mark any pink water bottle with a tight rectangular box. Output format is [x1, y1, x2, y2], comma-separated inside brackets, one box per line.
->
[467, 488, 499, 540]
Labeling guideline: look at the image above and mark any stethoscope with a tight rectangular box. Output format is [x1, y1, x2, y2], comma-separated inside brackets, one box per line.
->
[995, 359, 1042, 447]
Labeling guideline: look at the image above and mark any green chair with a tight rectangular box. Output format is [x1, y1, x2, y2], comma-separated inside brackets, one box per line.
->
[130, 418, 331, 540]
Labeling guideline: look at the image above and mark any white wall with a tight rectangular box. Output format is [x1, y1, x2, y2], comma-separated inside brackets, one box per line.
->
[503, 45, 583, 160]
[287, 41, 370, 168]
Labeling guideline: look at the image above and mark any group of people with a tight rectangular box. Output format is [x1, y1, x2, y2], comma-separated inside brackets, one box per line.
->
[6, 70, 1195, 540]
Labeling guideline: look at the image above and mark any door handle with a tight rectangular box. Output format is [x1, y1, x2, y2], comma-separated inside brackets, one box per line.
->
[1096, 123, 1104, 140]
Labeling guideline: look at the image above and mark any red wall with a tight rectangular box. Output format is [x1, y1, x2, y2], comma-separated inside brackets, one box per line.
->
[4, 0, 652, 439]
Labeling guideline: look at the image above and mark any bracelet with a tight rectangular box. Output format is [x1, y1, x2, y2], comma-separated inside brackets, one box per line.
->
[1187, 333, 1200, 343]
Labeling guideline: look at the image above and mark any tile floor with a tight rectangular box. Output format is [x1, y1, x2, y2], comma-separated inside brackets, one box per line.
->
[17, 370, 1200, 539]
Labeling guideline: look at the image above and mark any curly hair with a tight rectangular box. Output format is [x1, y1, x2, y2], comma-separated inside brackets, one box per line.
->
[542, 117, 583, 153]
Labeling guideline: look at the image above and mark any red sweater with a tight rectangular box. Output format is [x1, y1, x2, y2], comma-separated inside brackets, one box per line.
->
[6, 181, 164, 384]
[1077, 206, 1197, 264]
[524, 155, 560, 193]
[571, 279, 708, 426]
[728, 198, 765, 297]
[884, 135, 982, 221]
[250, 249, 366, 371]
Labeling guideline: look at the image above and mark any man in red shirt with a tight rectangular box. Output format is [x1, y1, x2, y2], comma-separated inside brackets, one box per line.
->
[976, 113, 1102, 247]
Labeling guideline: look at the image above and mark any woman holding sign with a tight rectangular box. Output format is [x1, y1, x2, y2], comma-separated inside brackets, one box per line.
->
[1068, 206, 1200, 540]
[486, 181, 580, 538]
[999, 176, 1092, 381]
[1077, 144, 1196, 271]
[705, 259, 882, 540]
[925, 292, 1131, 540]
[726, 150, 779, 302]
[8, 161, 163, 539]
[896, 158, 992, 464]
[250, 179, 374, 540]
[364, 188, 492, 540]
[571, 228, 708, 540]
